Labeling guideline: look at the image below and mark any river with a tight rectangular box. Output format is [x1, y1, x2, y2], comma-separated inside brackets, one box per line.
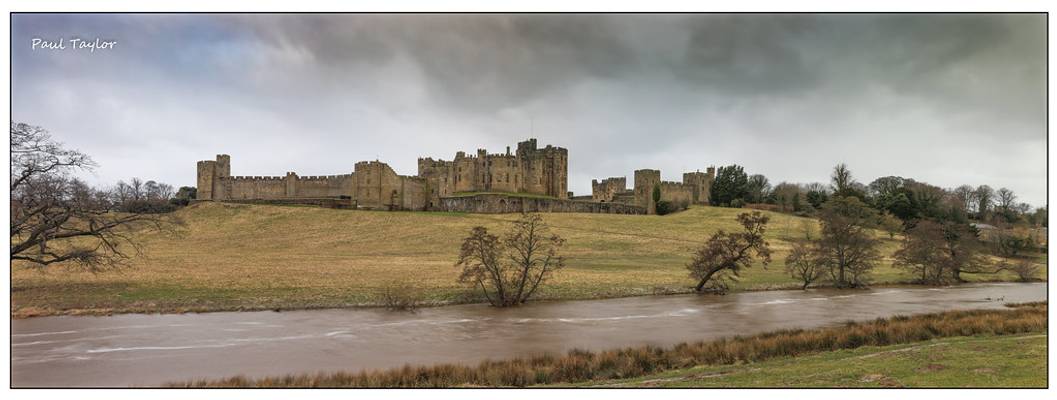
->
[10, 282, 1046, 387]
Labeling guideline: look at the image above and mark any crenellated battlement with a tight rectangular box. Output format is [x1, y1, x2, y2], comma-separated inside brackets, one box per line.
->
[226, 175, 284, 181]
[295, 174, 352, 181]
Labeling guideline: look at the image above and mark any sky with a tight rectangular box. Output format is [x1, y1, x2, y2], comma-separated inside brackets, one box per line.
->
[11, 14, 1048, 207]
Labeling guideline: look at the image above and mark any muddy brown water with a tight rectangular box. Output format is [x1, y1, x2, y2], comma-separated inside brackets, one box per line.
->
[11, 282, 1046, 387]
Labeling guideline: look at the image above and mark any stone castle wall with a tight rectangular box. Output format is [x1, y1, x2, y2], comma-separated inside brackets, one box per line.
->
[438, 193, 646, 215]
[592, 166, 715, 214]
[591, 177, 627, 202]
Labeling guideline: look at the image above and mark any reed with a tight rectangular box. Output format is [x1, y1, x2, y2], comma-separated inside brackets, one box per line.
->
[172, 302, 1047, 388]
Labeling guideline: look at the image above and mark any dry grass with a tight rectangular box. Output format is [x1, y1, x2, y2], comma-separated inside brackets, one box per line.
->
[11, 202, 1045, 317]
[170, 302, 1047, 388]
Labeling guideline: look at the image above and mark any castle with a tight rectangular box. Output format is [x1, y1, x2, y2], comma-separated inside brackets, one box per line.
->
[196, 138, 713, 215]
[197, 139, 569, 212]
[591, 168, 715, 214]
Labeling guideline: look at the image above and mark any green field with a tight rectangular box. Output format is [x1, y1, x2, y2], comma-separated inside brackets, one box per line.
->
[572, 334, 1047, 388]
[10, 202, 1045, 317]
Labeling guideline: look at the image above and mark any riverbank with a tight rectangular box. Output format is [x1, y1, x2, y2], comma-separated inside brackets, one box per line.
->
[11, 202, 1046, 318]
[170, 302, 1047, 387]
[569, 333, 1047, 388]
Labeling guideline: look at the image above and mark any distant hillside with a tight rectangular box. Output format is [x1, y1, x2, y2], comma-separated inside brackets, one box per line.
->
[10, 202, 1040, 317]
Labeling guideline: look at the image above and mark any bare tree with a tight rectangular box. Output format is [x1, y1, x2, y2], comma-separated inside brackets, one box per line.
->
[830, 163, 854, 194]
[894, 220, 988, 285]
[158, 183, 175, 200]
[815, 196, 882, 288]
[953, 185, 976, 214]
[144, 180, 161, 200]
[456, 213, 565, 307]
[114, 180, 132, 204]
[975, 185, 994, 220]
[893, 220, 951, 285]
[129, 177, 144, 201]
[998, 260, 1040, 282]
[10, 122, 174, 271]
[746, 174, 771, 204]
[687, 211, 771, 293]
[784, 226, 824, 290]
[996, 188, 1017, 211]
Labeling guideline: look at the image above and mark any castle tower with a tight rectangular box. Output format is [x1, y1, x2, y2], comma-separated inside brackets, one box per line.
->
[514, 138, 568, 199]
[196, 160, 216, 200]
[682, 170, 714, 205]
[195, 154, 230, 201]
[216, 154, 231, 178]
[634, 169, 661, 214]
[284, 171, 298, 197]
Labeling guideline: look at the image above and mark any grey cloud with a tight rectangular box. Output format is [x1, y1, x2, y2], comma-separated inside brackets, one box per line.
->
[10, 13, 1047, 207]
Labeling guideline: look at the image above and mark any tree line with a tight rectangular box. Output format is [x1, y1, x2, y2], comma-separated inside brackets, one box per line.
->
[709, 163, 1046, 228]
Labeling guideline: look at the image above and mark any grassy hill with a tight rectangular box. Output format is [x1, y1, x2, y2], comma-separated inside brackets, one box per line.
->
[10, 202, 1043, 317]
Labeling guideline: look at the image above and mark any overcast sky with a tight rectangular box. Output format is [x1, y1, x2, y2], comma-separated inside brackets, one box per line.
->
[11, 14, 1047, 206]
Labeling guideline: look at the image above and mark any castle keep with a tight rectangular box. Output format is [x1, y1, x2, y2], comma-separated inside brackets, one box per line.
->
[417, 138, 569, 205]
[197, 138, 714, 215]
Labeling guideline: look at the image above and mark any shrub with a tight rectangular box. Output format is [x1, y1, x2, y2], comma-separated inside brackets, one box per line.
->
[119, 199, 178, 214]
[1002, 260, 1040, 282]
[993, 231, 1035, 258]
[655, 200, 675, 215]
[379, 282, 422, 311]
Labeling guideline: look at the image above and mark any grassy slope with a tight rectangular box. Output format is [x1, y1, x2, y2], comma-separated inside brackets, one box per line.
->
[573, 334, 1047, 388]
[11, 202, 1046, 317]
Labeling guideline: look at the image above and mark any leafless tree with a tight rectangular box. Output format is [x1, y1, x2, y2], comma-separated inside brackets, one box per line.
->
[996, 188, 1016, 211]
[998, 260, 1040, 282]
[975, 185, 994, 219]
[129, 177, 144, 201]
[687, 211, 771, 293]
[144, 180, 160, 200]
[456, 213, 565, 307]
[894, 220, 988, 285]
[893, 220, 951, 285]
[815, 196, 882, 288]
[830, 163, 854, 194]
[784, 226, 824, 290]
[114, 180, 132, 204]
[10, 122, 176, 271]
[953, 185, 976, 214]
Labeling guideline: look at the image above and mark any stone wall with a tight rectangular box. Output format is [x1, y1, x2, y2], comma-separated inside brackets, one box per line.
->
[212, 197, 354, 209]
[592, 177, 627, 202]
[659, 181, 693, 208]
[352, 161, 428, 210]
[195, 154, 428, 211]
[437, 193, 646, 214]
[222, 176, 286, 200]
